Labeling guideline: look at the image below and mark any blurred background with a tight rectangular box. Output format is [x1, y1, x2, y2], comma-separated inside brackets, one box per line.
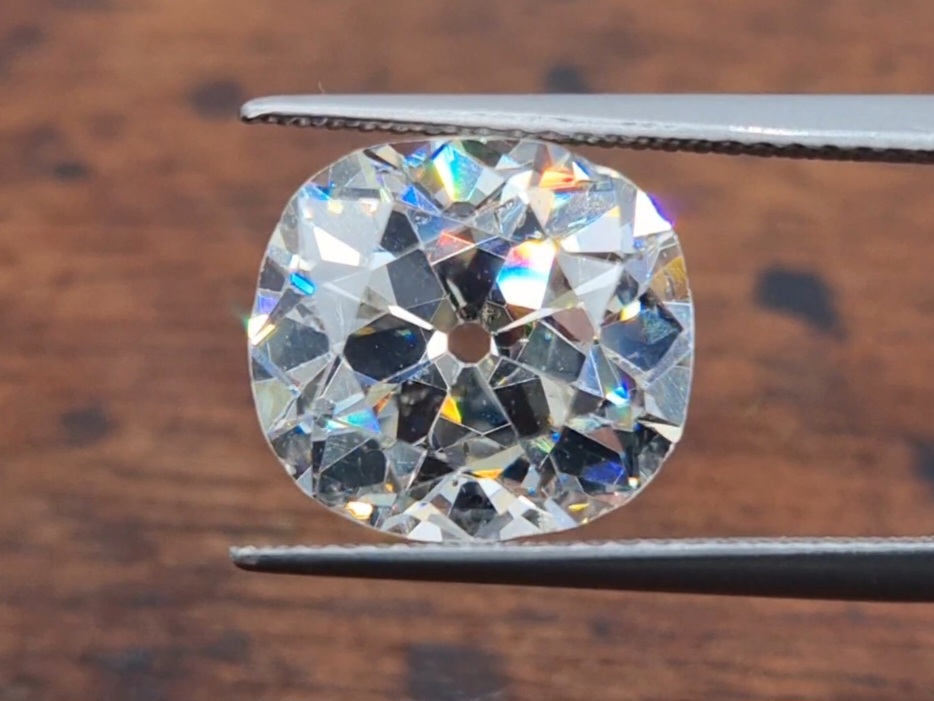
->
[2, 1, 934, 699]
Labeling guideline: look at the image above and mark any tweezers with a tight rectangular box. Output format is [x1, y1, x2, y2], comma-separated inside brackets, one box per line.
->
[232, 94, 934, 602]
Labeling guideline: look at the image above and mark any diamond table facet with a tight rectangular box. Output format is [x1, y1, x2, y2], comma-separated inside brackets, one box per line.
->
[248, 138, 693, 542]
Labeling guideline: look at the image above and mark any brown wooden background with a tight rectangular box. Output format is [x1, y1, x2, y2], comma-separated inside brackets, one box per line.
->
[3, 1, 934, 699]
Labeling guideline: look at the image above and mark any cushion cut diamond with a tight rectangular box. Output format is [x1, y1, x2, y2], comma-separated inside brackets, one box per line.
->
[249, 138, 693, 542]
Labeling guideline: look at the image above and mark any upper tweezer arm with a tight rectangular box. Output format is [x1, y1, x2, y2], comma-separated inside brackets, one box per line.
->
[241, 94, 934, 163]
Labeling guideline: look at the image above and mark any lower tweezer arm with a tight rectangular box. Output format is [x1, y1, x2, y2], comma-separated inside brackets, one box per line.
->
[230, 538, 934, 602]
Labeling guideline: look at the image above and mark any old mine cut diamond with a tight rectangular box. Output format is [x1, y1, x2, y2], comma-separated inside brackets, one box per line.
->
[248, 138, 693, 542]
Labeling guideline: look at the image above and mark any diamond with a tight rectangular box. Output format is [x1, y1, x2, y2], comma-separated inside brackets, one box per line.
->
[248, 138, 693, 542]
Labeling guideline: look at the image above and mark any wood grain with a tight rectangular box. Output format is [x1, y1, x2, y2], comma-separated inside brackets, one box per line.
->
[2, 1, 934, 699]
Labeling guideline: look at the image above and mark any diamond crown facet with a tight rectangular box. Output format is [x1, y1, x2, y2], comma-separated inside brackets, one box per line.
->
[249, 138, 693, 542]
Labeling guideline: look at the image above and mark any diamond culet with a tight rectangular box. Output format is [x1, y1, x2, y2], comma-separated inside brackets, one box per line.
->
[249, 138, 694, 542]
[447, 323, 493, 363]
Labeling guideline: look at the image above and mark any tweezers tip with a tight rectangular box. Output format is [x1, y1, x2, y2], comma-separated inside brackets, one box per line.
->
[240, 96, 284, 122]
[230, 545, 263, 569]
[239, 100, 257, 121]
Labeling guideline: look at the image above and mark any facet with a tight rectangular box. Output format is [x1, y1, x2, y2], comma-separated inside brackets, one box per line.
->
[249, 137, 693, 542]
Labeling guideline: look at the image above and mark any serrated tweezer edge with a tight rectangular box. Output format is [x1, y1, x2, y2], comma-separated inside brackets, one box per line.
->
[241, 94, 934, 163]
[230, 537, 934, 602]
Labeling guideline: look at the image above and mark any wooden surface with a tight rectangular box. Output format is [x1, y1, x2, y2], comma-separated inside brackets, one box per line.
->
[2, 1, 934, 699]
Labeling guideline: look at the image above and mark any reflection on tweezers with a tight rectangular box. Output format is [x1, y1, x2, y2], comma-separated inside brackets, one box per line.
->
[242, 94, 934, 162]
[231, 538, 934, 602]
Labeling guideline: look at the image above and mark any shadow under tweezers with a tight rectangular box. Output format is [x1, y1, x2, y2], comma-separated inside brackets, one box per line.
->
[230, 538, 934, 602]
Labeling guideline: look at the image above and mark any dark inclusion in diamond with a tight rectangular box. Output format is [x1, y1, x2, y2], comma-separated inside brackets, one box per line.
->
[249, 137, 693, 542]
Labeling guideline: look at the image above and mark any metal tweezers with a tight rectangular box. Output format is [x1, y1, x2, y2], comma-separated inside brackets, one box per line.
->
[231, 94, 934, 602]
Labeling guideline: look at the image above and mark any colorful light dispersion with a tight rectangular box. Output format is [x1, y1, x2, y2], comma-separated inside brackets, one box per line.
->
[345, 500, 375, 521]
[289, 272, 316, 296]
[339, 408, 380, 433]
[496, 240, 557, 310]
[634, 190, 672, 237]
[607, 383, 630, 407]
[427, 142, 483, 203]
[439, 395, 462, 424]
[538, 165, 579, 190]
[618, 299, 642, 322]
[247, 314, 274, 345]
[249, 137, 693, 542]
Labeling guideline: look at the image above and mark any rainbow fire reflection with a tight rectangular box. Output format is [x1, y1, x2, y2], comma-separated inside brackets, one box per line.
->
[496, 240, 557, 310]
